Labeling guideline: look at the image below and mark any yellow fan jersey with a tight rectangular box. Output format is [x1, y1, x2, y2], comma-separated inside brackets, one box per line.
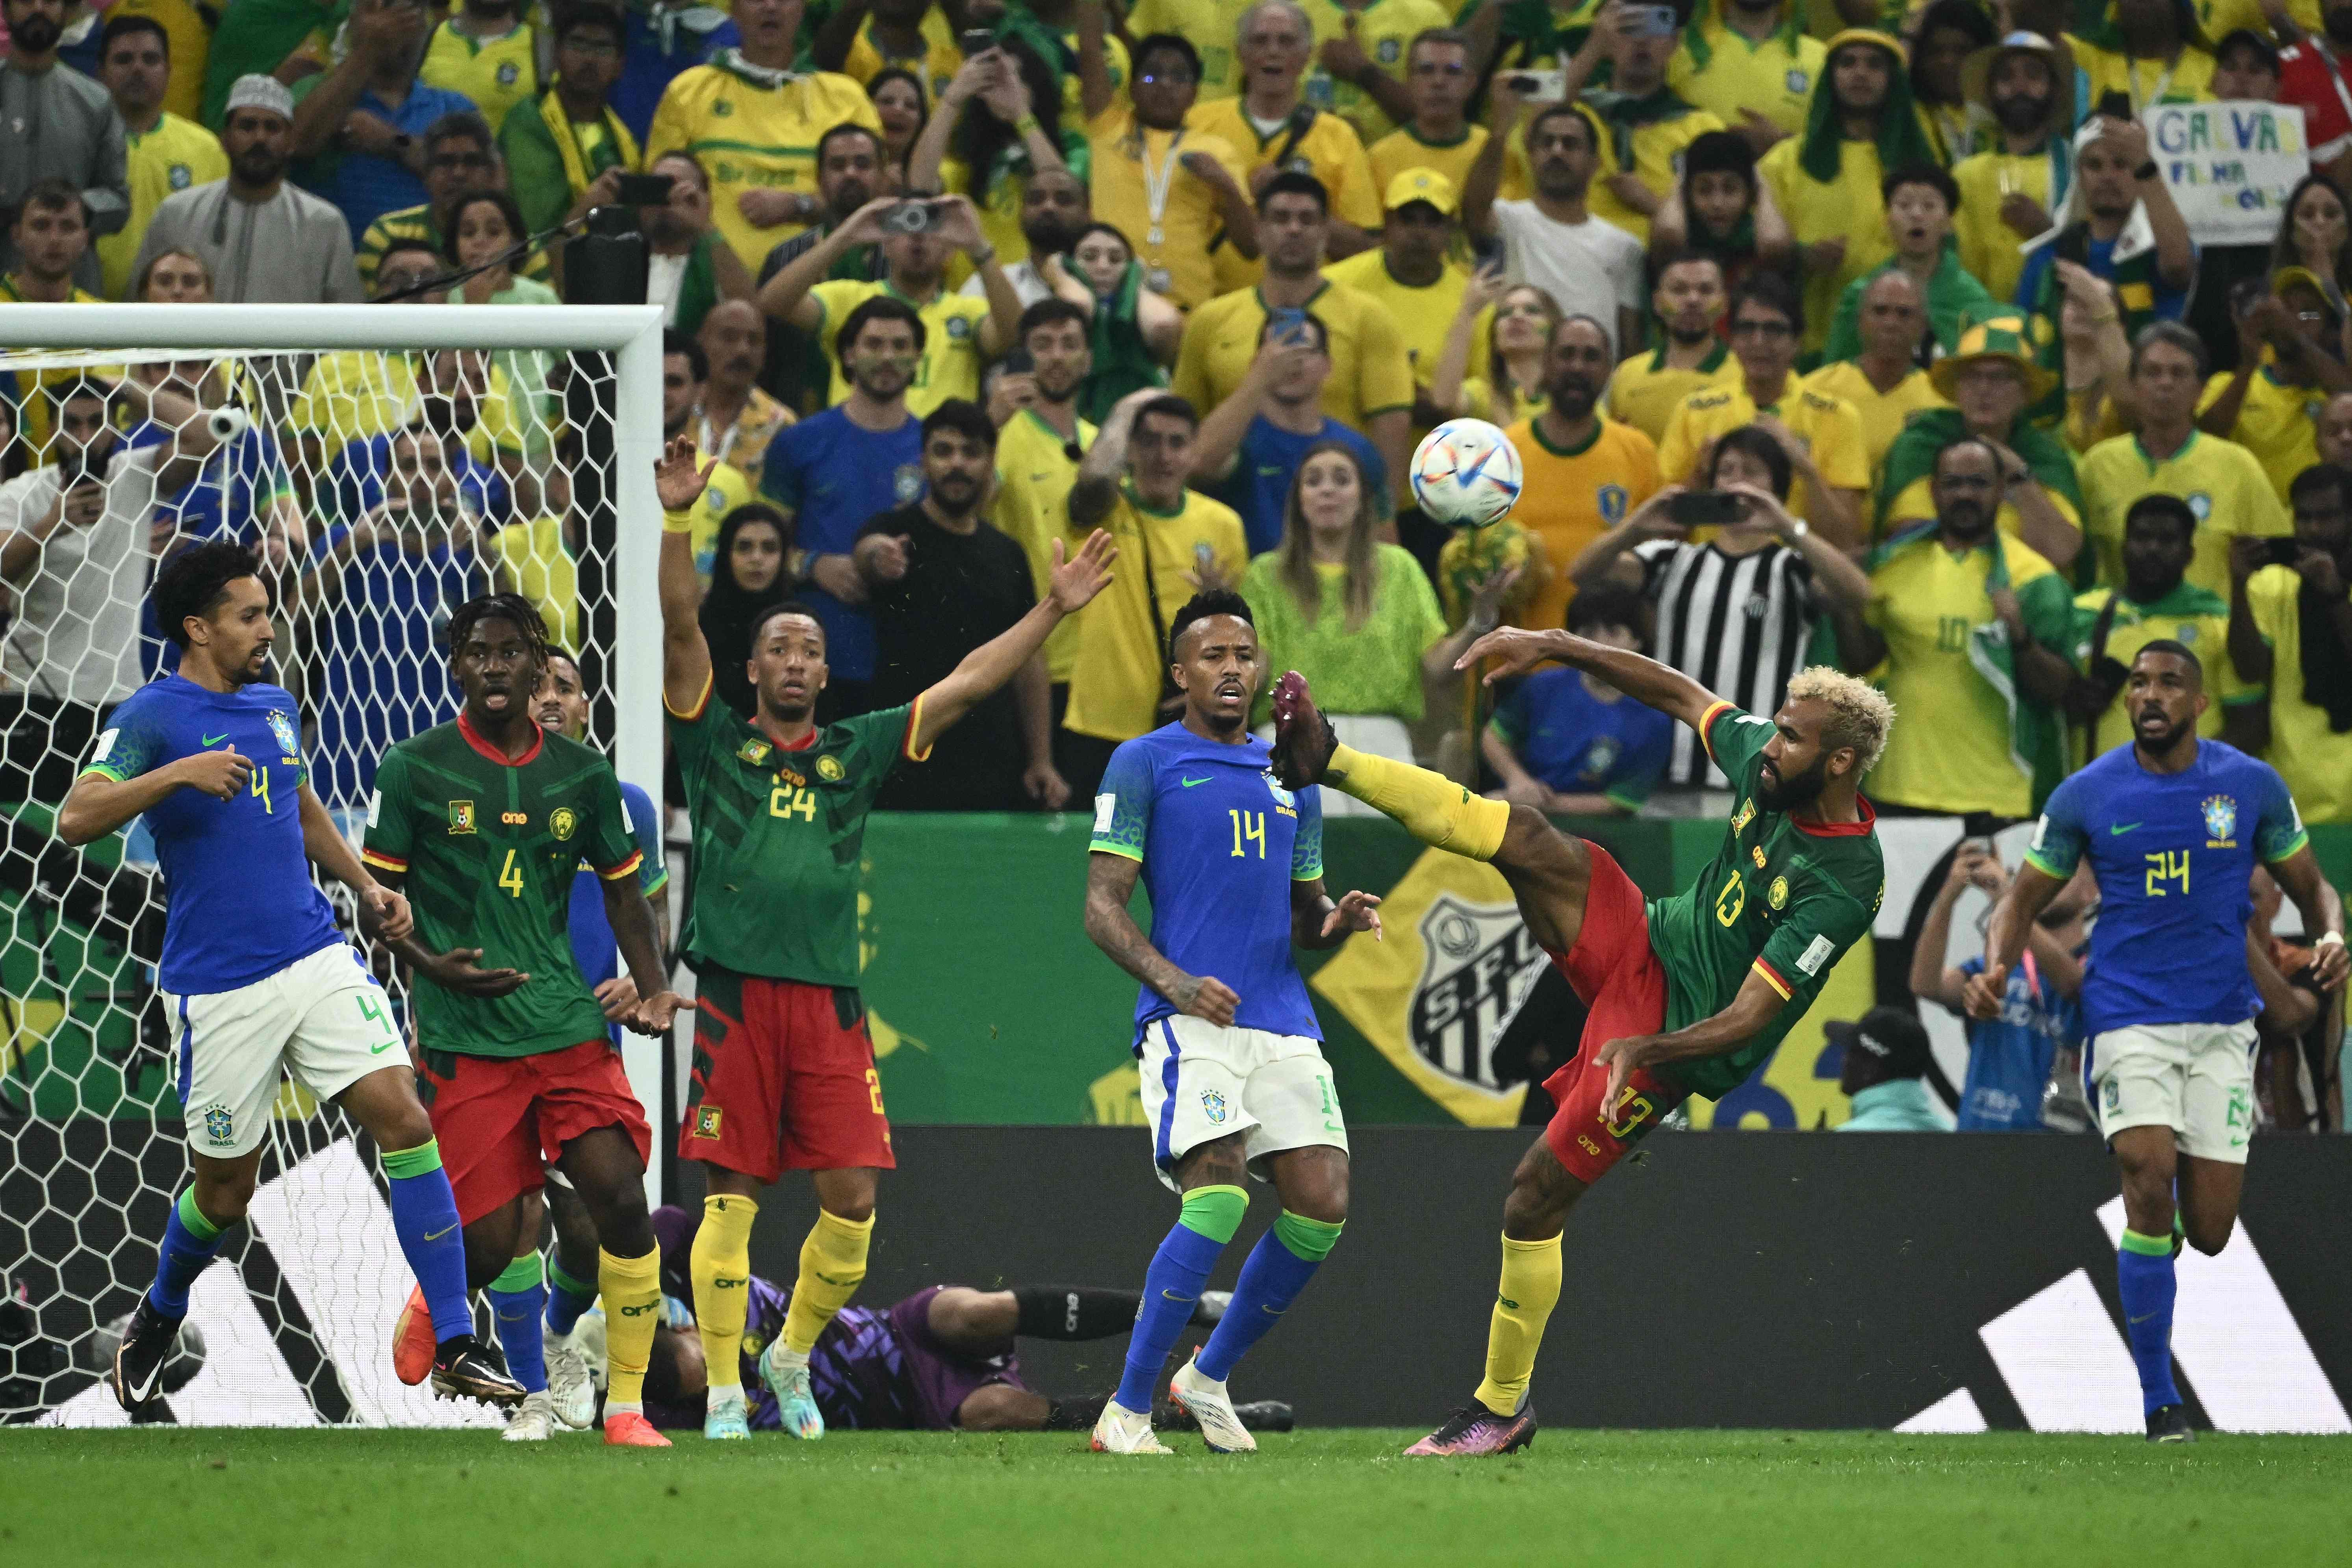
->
[1507, 415, 1663, 634]
[992, 408, 1098, 681]
[807, 280, 995, 414]
[1605, 342, 1740, 446]
[2077, 430, 2291, 597]
[647, 64, 883, 271]
[1799, 360, 1948, 486]
[1656, 376, 1870, 530]
[103, 114, 226, 300]
[1170, 278, 1416, 436]
[1300, 0, 1451, 148]
[420, 19, 541, 134]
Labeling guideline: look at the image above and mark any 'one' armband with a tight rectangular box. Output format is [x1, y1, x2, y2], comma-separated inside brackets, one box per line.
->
[663, 506, 696, 534]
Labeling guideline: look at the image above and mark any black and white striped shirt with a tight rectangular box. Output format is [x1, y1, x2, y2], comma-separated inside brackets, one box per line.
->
[1634, 539, 1818, 788]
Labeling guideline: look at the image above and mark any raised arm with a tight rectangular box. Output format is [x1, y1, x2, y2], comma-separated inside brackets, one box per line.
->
[1070, 388, 1154, 530]
[756, 198, 891, 330]
[56, 746, 252, 846]
[655, 435, 717, 714]
[1460, 78, 1521, 242]
[1454, 625, 1721, 731]
[1911, 844, 2000, 1012]
[909, 529, 1116, 756]
[1964, 858, 2067, 1019]
[1191, 335, 1300, 483]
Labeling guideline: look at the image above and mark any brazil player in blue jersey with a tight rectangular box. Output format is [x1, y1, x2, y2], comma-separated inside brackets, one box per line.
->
[1083, 589, 1383, 1455]
[56, 541, 522, 1414]
[1972, 641, 2347, 1442]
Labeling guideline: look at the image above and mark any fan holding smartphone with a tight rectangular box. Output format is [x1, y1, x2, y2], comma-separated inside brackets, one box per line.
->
[1558, 425, 1875, 790]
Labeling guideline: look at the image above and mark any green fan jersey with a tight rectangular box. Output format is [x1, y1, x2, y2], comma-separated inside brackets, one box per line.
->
[361, 716, 645, 1059]
[666, 675, 925, 988]
[1646, 701, 1886, 1099]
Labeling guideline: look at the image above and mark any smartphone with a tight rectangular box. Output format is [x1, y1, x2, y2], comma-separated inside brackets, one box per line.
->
[1667, 490, 1745, 528]
[616, 172, 676, 205]
[2259, 537, 2306, 568]
[1506, 68, 1567, 102]
[959, 26, 997, 55]
[1627, 4, 1678, 37]
[1267, 305, 1310, 346]
[1000, 346, 1036, 376]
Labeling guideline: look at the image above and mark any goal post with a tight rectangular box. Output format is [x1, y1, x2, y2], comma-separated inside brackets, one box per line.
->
[0, 302, 668, 1427]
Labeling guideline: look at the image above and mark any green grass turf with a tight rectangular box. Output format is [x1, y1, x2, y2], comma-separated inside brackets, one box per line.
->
[2, 1427, 2344, 1567]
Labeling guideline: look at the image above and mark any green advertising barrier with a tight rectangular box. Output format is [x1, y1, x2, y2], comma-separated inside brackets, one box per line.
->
[859, 811, 1727, 1129]
[0, 804, 161, 1121]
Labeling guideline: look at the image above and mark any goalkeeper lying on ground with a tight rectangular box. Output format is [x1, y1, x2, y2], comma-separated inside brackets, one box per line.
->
[583, 1206, 1295, 1435]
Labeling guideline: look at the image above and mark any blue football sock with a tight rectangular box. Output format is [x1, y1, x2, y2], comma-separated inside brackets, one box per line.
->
[146, 1188, 228, 1320]
[488, 1255, 548, 1394]
[382, 1140, 473, 1344]
[2118, 1229, 2181, 1415]
[1115, 1184, 1246, 1413]
[544, 1254, 598, 1338]
[1194, 1211, 1344, 1383]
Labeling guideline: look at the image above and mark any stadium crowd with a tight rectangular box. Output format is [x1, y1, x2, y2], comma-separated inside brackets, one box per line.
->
[0, 0, 2345, 1130]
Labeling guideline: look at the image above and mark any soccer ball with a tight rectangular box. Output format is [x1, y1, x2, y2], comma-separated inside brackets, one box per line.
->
[1411, 419, 1523, 530]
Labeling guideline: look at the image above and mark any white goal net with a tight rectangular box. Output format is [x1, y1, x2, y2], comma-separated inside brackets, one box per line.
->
[0, 303, 665, 1427]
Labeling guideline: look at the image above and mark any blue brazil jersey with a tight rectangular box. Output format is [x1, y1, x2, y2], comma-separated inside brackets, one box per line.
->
[1090, 723, 1325, 1041]
[83, 676, 343, 995]
[566, 780, 669, 1045]
[2024, 741, 2307, 1037]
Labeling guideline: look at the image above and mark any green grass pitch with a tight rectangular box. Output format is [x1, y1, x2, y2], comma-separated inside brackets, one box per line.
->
[3, 1428, 2345, 1566]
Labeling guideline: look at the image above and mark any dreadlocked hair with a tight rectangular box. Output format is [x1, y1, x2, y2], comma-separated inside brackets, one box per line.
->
[446, 591, 555, 680]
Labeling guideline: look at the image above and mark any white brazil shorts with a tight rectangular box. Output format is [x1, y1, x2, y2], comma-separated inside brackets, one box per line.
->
[1136, 1014, 1349, 1192]
[163, 942, 404, 1159]
[2083, 1018, 2259, 1164]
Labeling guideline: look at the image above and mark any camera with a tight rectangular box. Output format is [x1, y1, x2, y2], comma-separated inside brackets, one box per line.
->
[882, 200, 943, 235]
[616, 172, 676, 206]
[1667, 490, 1747, 528]
[1626, 5, 1678, 37]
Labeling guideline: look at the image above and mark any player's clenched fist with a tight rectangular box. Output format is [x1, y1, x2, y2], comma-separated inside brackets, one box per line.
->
[176, 744, 252, 801]
[1171, 973, 1240, 1027]
[1961, 962, 2008, 1020]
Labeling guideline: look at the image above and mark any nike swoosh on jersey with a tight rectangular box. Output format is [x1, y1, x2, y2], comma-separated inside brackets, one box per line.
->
[424, 1223, 458, 1242]
[202, 733, 229, 746]
[1180, 776, 1211, 787]
[2109, 823, 2142, 835]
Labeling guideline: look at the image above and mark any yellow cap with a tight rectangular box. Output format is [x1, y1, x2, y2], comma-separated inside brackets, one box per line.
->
[1384, 167, 1459, 217]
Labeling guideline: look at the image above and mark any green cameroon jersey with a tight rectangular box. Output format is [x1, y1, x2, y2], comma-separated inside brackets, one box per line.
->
[666, 673, 924, 987]
[1645, 700, 1886, 1099]
[362, 716, 646, 1058]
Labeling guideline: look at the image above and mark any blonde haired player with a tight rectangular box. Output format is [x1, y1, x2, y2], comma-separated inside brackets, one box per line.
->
[1268, 647, 1890, 1455]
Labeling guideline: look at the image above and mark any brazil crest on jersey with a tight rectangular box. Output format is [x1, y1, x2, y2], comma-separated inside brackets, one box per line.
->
[1090, 723, 1325, 1041]
[361, 715, 643, 1057]
[1645, 702, 1885, 1098]
[666, 672, 925, 988]
[2023, 740, 2306, 1037]
[83, 675, 343, 995]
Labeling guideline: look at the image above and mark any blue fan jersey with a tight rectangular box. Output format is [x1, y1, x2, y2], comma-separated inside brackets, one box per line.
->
[84, 676, 343, 995]
[1090, 724, 1325, 1042]
[567, 780, 669, 1046]
[2023, 741, 2307, 1037]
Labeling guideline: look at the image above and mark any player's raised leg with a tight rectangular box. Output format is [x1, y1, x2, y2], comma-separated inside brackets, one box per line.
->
[111, 1146, 256, 1413]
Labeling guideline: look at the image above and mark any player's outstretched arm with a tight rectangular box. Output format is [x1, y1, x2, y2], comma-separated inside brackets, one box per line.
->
[296, 781, 411, 942]
[2268, 845, 2349, 991]
[1085, 850, 1239, 1027]
[655, 436, 717, 716]
[909, 529, 1116, 758]
[356, 867, 532, 1000]
[1965, 861, 2067, 1020]
[599, 873, 696, 1034]
[1291, 877, 1382, 951]
[1456, 626, 1719, 732]
[56, 748, 253, 846]
[1594, 969, 1788, 1109]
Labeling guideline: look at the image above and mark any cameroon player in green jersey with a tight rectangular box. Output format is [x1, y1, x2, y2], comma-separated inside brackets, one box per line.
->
[1267, 634, 1894, 1457]
[360, 593, 694, 1448]
[655, 428, 1118, 1443]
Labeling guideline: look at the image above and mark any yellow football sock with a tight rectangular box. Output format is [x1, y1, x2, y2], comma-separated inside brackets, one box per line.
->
[1472, 1231, 1562, 1417]
[781, 1207, 874, 1356]
[1328, 743, 1508, 861]
[691, 1194, 758, 1392]
[598, 1245, 663, 1408]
